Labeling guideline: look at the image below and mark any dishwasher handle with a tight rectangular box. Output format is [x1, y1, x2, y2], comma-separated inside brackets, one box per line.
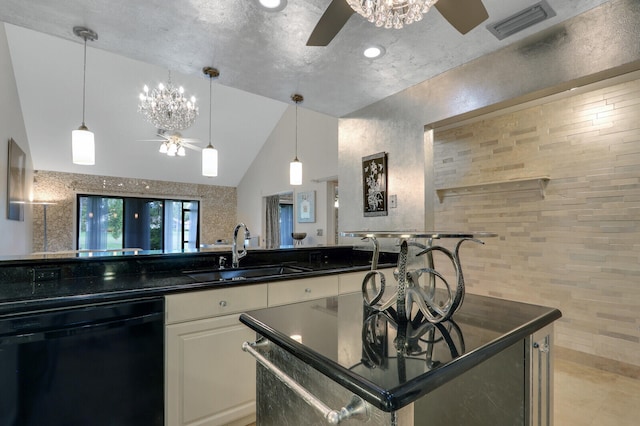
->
[0, 311, 163, 346]
[242, 340, 369, 424]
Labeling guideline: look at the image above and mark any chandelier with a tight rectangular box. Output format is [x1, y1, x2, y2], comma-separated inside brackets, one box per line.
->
[347, 0, 439, 29]
[138, 72, 198, 131]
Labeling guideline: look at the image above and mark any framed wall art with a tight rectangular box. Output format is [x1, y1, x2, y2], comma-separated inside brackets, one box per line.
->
[362, 152, 388, 217]
[7, 138, 26, 221]
[296, 190, 315, 223]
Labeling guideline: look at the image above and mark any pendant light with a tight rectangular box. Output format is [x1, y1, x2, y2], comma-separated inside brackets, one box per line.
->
[202, 67, 219, 177]
[72, 26, 98, 165]
[289, 94, 303, 186]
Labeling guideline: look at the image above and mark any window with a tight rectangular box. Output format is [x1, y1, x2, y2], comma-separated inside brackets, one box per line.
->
[279, 203, 293, 246]
[77, 195, 199, 251]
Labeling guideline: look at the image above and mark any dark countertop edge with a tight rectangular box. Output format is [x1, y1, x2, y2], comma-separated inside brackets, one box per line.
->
[0, 263, 396, 317]
[239, 301, 562, 412]
[0, 245, 362, 266]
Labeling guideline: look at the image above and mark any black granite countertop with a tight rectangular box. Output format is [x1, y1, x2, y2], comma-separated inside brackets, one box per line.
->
[0, 246, 397, 317]
[240, 291, 561, 412]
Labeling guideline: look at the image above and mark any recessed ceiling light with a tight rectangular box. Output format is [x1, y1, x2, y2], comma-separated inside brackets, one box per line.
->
[258, 0, 287, 11]
[363, 45, 385, 59]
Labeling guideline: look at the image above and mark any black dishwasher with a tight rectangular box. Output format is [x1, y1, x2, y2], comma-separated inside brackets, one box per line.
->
[0, 297, 164, 426]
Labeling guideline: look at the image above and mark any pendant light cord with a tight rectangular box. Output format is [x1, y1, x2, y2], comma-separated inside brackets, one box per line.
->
[81, 36, 88, 126]
[208, 74, 212, 147]
[294, 102, 298, 160]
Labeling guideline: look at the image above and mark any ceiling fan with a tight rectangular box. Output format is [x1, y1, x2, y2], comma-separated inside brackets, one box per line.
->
[307, 0, 489, 46]
[138, 130, 201, 157]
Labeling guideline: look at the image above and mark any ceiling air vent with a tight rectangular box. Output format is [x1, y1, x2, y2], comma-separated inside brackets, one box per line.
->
[487, 0, 556, 40]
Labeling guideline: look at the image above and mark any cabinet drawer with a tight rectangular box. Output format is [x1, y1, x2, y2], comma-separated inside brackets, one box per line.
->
[166, 284, 268, 324]
[268, 276, 338, 307]
[338, 268, 395, 294]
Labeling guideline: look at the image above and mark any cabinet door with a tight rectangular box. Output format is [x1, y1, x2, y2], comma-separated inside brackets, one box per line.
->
[166, 314, 257, 426]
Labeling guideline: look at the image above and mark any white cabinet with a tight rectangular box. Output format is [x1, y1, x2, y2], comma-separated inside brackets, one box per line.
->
[267, 275, 339, 306]
[165, 270, 367, 426]
[165, 284, 267, 426]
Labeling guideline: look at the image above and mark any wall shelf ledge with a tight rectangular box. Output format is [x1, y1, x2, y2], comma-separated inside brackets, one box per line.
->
[436, 176, 550, 202]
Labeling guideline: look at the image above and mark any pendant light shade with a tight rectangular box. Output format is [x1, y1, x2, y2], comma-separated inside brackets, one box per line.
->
[72, 125, 95, 165]
[290, 94, 303, 186]
[289, 157, 302, 185]
[72, 26, 97, 165]
[202, 67, 220, 177]
[202, 144, 219, 177]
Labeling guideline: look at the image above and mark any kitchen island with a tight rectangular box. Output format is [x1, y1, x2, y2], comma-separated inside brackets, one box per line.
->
[240, 290, 561, 425]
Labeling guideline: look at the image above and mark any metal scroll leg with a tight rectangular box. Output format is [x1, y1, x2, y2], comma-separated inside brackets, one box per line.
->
[242, 341, 370, 424]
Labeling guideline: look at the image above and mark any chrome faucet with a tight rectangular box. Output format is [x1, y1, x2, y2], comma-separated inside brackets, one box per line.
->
[232, 223, 250, 268]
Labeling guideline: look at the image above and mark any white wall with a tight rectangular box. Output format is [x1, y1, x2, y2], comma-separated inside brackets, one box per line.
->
[0, 24, 33, 256]
[237, 105, 338, 247]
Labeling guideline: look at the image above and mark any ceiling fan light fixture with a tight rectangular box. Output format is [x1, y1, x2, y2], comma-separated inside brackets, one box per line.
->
[348, 0, 439, 29]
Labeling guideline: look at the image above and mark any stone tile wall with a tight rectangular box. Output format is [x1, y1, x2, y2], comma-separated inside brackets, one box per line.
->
[433, 78, 640, 368]
[31, 171, 237, 252]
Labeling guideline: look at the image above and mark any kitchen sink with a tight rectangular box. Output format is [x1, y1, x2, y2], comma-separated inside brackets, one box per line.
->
[185, 265, 307, 283]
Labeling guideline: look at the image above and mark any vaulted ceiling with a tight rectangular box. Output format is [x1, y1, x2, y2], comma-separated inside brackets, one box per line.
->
[0, 0, 610, 186]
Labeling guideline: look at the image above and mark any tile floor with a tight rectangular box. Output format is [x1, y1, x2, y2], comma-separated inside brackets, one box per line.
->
[245, 358, 640, 426]
[554, 358, 640, 426]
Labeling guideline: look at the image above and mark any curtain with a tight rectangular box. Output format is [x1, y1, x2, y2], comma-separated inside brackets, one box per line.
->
[265, 195, 280, 249]
[80, 196, 114, 250]
[187, 202, 199, 249]
[164, 201, 182, 252]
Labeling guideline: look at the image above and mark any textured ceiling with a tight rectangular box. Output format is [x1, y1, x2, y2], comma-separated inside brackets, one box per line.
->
[0, 0, 610, 117]
[0, 0, 610, 186]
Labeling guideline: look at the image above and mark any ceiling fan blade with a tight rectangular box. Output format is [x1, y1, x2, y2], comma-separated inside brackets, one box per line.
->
[306, 0, 355, 46]
[182, 142, 202, 151]
[435, 0, 489, 34]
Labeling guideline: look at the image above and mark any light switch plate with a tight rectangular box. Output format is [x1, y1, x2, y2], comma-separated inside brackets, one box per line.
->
[390, 194, 397, 208]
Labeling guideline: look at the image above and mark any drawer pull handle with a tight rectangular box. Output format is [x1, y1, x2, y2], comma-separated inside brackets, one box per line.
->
[305, 288, 312, 293]
[219, 300, 228, 307]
